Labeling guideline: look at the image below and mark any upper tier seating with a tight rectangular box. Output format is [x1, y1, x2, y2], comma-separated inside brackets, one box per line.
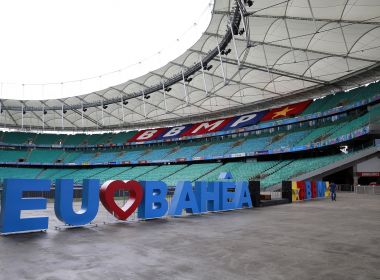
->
[0, 110, 373, 165]
[28, 149, 65, 163]
[0, 149, 28, 162]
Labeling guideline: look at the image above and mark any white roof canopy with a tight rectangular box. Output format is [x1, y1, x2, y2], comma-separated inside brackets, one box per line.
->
[1, 0, 380, 131]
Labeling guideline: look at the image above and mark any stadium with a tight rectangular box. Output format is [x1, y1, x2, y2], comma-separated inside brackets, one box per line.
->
[0, 0, 379, 279]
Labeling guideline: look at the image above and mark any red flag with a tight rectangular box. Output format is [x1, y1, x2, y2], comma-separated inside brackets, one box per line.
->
[260, 100, 312, 122]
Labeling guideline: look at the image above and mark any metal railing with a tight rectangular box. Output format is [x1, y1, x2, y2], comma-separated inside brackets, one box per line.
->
[354, 185, 380, 195]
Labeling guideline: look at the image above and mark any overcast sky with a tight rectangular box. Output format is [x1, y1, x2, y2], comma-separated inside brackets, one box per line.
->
[0, 0, 212, 100]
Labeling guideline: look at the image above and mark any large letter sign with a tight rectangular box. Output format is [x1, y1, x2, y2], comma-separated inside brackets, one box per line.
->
[235, 182, 252, 209]
[55, 179, 101, 226]
[169, 181, 200, 216]
[137, 181, 168, 219]
[0, 179, 50, 234]
[219, 182, 237, 211]
[100, 180, 143, 220]
[0, 178, 258, 235]
[195, 181, 220, 212]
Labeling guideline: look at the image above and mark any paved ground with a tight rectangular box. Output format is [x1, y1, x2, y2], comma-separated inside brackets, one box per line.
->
[0, 193, 379, 280]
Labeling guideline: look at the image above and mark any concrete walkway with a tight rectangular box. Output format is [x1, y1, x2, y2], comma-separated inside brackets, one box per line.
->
[0, 193, 379, 280]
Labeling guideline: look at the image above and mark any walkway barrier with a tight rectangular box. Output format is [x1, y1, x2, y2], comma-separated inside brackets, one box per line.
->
[354, 185, 380, 195]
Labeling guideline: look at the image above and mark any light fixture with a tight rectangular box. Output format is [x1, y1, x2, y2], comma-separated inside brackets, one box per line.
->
[103, 105, 108, 109]
[145, 95, 151, 100]
[165, 87, 172, 92]
[238, 28, 245, 35]
[185, 77, 193, 83]
[206, 65, 213, 71]
[245, 0, 253, 7]
[123, 100, 128, 105]
[43, 110, 47, 115]
[83, 107, 87, 112]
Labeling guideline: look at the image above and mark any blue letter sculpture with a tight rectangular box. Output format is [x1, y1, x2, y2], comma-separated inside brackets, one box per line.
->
[195, 181, 220, 212]
[219, 182, 236, 211]
[0, 179, 50, 234]
[169, 181, 200, 216]
[235, 181, 252, 208]
[138, 181, 168, 219]
[54, 179, 100, 226]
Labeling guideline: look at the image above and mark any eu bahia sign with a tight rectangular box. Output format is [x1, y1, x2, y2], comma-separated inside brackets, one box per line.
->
[0, 179, 252, 235]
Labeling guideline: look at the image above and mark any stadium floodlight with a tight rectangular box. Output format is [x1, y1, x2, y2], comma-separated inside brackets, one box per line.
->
[244, 0, 253, 7]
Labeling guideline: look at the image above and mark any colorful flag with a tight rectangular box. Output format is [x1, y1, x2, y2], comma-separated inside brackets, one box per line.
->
[260, 100, 312, 122]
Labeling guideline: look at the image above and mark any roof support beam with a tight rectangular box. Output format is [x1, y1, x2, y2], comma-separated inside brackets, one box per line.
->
[204, 31, 379, 64]
[190, 48, 326, 85]
[213, 10, 380, 25]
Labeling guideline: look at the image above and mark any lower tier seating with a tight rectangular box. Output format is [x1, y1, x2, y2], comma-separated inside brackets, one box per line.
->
[0, 150, 366, 189]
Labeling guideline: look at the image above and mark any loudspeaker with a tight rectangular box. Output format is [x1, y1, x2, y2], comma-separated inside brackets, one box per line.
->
[282, 181, 292, 203]
[249, 180, 260, 207]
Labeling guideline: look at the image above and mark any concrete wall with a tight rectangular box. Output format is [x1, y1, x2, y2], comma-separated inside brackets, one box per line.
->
[356, 155, 380, 172]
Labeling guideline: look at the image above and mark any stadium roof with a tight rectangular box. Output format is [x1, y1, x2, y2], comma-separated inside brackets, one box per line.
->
[1, 0, 380, 131]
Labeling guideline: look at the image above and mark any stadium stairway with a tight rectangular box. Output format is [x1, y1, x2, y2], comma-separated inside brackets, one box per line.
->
[266, 146, 380, 191]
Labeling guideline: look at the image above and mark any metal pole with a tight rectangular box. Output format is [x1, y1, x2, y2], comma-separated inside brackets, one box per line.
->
[142, 91, 146, 118]
[238, 2, 248, 41]
[42, 106, 44, 130]
[101, 100, 104, 126]
[217, 42, 226, 85]
[199, 57, 208, 95]
[21, 105, 24, 129]
[229, 23, 241, 67]
[61, 104, 64, 130]
[181, 68, 189, 105]
[81, 102, 84, 128]
[162, 81, 168, 112]
[121, 95, 125, 124]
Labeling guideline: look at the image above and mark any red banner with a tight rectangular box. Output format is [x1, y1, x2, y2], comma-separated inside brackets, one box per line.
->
[260, 100, 312, 122]
[180, 118, 233, 137]
[128, 128, 166, 142]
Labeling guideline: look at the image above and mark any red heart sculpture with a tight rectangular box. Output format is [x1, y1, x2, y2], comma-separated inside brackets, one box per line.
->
[100, 180, 143, 220]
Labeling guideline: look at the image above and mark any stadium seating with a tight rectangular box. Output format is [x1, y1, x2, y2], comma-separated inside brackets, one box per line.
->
[164, 163, 222, 186]
[0, 149, 28, 162]
[28, 149, 64, 163]
[0, 167, 42, 180]
[260, 153, 349, 188]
